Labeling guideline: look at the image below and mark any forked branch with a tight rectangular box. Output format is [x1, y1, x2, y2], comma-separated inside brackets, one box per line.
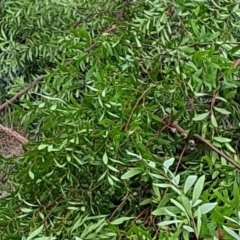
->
[163, 117, 240, 171]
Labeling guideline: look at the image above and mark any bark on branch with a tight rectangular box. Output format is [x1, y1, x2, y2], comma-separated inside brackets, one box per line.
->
[0, 75, 45, 112]
[163, 117, 240, 171]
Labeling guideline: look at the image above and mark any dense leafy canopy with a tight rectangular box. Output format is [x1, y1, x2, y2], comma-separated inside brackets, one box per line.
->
[1, 0, 240, 239]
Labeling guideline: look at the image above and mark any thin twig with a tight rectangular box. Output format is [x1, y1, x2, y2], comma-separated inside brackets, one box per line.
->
[116, 0, 129, 19]
[0, 75, 45, 112]
[108, 197, 128, 221]
[163, 117, 240, 171]
[233, 58, 240, 68]
[133, 208, 148, 222]
[124, 84, 156, 131]
[174, 144, 187, 174]
[210, 91, 218, 115]
[146, 124, 168, 148]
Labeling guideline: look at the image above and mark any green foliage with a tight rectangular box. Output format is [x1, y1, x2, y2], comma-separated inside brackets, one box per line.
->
[0, 0, 240, 239]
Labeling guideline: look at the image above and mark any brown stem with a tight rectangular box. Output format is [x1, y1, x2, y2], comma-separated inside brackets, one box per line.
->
[124, 84, 156, 131]
[174, 144, 187, 174]
[209, 91, 218, 115]
[0, 75, 45, 112]
[164, 117, 240, 171]
[116, 0, 129, 19]
[0, 124, 28, 144]
[108, 197, 128, 221]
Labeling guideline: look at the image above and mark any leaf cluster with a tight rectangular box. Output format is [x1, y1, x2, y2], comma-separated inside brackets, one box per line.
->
[0, 0, 240, 239]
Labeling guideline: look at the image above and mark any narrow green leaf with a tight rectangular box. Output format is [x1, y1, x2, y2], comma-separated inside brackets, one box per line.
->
[153, 183, 181, 195]
[225, 143, 236, 153]
[183, 225, 194, 232]
[29, 169, 34, 180]
[71, 215, 87, 232]
[193, 112, 209, 121]
[34, 237, 56, 240]
[207, 62, 220, 68]
[107, 176, 114, 185]
[158, 220, 184, 227]
[194, 92, 208, 97]
[107, 165, 119, 172]
[38, 144, 48, 150]
[211, 114, 218, 127]
[190, 20, 199, 37]
[152, 206, 182, 216]
[111, 217, 134, 225]
[214, 107, 231, 115]
[184, 175, 197, 194]
[121, 168, 142, 179]
[192, 199, 202, 208]
[223, 226, 240, 240]
[21, 208, 33, 213]
[165, 208, 177, 217]
[135, 36, 142, 47]
[230, 45, 240, 55]
[213, 137, 231, 143]
[233, 181, 240, 206]
[192, 175, 205, 204]
[125, 150, 141, 159]
[181, 196, 192, 217]
[38, 102, 45, 108]
[170, 199, 187, 215]
[1, 28, 7, 40]
[163, 158, 175, 170]
[103, 152, 108, 165]
[199, 203, 217, 214]
[27, 225, 44, 240]
[179, 46, 195, 54]
[224, 216, 240, 226]
[196, 207, 202, 238]
[140, 198, 152, 206]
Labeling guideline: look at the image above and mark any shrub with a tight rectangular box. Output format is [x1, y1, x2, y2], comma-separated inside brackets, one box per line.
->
[0, 0, 240, 239]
